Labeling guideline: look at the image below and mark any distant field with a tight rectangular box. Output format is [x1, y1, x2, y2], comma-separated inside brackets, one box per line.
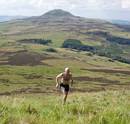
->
[0, 49, 130, 95]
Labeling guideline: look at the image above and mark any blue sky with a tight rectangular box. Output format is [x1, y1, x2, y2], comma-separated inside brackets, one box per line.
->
[0, 0, 130, 20]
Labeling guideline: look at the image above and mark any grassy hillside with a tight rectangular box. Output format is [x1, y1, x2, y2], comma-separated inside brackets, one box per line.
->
[0, 12, 130, 63]
[0, 49, 130, 94]
[0, 90, 129, 124]
[0, 9, 130, 124]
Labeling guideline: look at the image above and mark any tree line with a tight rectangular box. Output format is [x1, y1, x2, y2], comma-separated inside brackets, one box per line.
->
[62, 39, 95, 52]
[62, 39, 130, 64]
[18, 39, 52, 45]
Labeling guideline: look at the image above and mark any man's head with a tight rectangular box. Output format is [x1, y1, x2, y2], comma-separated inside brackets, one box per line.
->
[64, 67, 70, 74]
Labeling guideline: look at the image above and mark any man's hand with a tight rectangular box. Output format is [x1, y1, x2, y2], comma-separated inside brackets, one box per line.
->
[56, 83, 59, 88]
[56, 73, 63, 88]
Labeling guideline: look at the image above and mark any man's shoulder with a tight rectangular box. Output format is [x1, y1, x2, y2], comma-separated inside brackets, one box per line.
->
[59, 73, 64, 76]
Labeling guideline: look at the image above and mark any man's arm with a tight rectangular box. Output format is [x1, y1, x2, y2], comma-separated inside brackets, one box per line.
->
[56, 73, 63, 88]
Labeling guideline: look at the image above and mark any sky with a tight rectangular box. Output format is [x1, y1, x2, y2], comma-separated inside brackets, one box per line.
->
[0, 0, 130, 20]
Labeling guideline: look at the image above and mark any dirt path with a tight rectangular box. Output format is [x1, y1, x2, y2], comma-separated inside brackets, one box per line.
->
[81, 68, 130, 75]
[74, 76, 120, 84]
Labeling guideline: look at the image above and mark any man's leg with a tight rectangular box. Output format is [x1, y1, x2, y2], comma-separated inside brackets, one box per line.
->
[63, 91, 68, 104]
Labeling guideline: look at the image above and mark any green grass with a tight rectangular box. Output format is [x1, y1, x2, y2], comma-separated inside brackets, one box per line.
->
[0, 90, 129, 124]
[0, 48, 130, 93]
[0, 17, 130, 124]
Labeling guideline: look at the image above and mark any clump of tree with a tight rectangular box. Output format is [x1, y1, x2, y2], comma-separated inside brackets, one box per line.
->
[62, 39, 130, 64]
[62, 39, 95, 52]
[18, 39, 52, 45]
[94, 45, 130, 64]
[112, 56, 130, 64]
[45, 48, 57, 52]
[85, 31, 130, 45]
[106, 35, 130, 45]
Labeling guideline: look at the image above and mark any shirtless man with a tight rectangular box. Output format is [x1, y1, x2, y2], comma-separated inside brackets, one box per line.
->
[56, 67, 73, 104]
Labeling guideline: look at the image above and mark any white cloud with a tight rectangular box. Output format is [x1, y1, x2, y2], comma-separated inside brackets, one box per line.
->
[0, 0, 129, 16]
[122, 0, 130, 8]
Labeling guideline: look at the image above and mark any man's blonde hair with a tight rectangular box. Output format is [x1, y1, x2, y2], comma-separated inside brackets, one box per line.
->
[64, 67, 70, 72]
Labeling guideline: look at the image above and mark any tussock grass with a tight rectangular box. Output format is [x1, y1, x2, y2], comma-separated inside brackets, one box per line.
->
[0, 90, 129, 124]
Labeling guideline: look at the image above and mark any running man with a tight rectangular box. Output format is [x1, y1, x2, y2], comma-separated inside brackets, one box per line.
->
[56, 67, 73, 104]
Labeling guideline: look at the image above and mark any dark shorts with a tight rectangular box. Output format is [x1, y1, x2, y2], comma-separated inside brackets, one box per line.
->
[60, 83, 69, 92]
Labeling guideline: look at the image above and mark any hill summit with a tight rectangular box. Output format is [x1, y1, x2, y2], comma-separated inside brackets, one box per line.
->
[42, 9, 74, 18]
